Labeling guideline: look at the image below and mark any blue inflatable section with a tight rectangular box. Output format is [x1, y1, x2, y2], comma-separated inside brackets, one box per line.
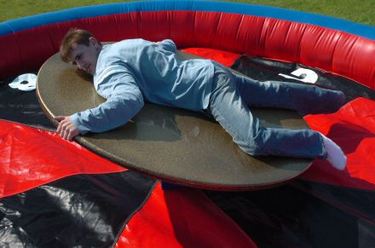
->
[0, 0, 374, 40]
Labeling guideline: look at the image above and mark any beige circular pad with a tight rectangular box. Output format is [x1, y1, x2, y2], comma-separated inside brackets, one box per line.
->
[37, 52, 312, 190]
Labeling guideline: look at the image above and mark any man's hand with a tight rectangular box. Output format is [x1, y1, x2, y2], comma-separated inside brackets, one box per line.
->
[55, 116, 80, 141]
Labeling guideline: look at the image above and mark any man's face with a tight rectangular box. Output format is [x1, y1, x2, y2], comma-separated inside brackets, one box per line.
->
[70, 38, 100, 75]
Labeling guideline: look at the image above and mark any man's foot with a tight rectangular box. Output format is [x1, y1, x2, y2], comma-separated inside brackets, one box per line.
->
[321, 134, 347, 170]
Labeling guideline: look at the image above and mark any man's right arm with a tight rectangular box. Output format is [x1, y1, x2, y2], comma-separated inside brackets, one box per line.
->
[157, 39, 177, 53]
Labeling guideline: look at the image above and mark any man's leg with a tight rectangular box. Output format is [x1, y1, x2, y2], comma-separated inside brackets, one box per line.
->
[232, 72, 346, 115]
[209, 67, 327, 158]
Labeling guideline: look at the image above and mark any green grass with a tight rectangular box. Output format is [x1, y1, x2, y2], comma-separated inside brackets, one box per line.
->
[228, 0, 374, 25]
[0, 0, 374, 26]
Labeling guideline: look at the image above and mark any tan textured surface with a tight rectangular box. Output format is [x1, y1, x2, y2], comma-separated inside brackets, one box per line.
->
[36, 52, 312, 190]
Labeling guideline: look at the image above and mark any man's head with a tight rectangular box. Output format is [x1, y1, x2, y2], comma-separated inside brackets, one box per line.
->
[60, 28, 102, 75]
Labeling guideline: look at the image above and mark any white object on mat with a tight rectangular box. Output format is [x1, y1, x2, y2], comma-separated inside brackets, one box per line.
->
[279, 68, 318, 84]
[9, 73, 37, 91]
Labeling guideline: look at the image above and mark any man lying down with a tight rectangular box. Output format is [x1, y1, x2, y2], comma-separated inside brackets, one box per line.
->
[56, 28, 347, 170]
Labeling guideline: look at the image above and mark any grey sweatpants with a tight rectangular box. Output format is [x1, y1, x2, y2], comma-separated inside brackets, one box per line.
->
[208, 65, 345, 158]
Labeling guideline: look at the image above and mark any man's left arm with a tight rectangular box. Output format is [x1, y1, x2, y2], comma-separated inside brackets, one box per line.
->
[55, 116, 80, 141]
[56, 72, 144, 140]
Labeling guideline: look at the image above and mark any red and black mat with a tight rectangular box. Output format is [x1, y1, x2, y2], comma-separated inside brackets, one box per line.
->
[0, 119, 255, 247]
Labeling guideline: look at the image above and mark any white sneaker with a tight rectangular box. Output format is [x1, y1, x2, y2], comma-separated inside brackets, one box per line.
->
[321, 134, 347, 170]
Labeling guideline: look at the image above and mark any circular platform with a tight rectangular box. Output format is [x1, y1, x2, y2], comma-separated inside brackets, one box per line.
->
[36, 52, 312, 190]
